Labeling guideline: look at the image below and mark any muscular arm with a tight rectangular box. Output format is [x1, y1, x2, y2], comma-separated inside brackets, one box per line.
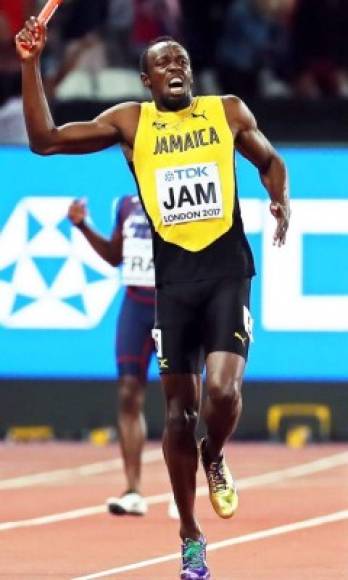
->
[21, 60, 121, 154]
[16, 19, 139, 155]
[223, 96, 290, 245]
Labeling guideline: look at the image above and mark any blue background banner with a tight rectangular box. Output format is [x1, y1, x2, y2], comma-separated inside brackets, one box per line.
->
[1, 145, 347, 380]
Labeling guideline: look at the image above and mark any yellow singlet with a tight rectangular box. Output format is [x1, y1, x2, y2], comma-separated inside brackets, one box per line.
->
[133, 96, 235, 252]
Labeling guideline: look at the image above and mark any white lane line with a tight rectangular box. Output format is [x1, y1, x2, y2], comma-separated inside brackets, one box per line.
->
[1, 450, 347, 532]
[2, 447, 347, 492]
[0, 448, 163, 490]
[0, 505, 106, 531]
[72, 509, 348, 579]
[230, 449, 348, 490]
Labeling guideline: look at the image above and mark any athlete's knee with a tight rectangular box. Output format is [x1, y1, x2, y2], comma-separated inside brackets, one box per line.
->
[118, 376, 145, 415]
[207, 376, 242, 413]
[165, 403, 198, 437]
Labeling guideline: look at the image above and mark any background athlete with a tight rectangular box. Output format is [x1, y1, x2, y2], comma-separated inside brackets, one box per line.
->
[16, 20, 290, 580]
[68, 195, 154, 516]
[68, 195, 178, 520]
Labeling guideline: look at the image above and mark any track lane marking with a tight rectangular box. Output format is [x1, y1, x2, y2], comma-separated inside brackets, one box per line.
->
[1, 450, 347, 532]
[0, 448, 163, 490]
[72, 509, 348, 579]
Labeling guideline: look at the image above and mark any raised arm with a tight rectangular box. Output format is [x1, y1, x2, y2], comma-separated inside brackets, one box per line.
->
[15, 17, 139, 155]
[223, 96, 290, 246]
[68, 199, 123, 267]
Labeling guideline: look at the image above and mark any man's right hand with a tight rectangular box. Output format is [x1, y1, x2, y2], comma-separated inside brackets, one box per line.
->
[15, 17, 46, 62]
[68, 199, 88, 227]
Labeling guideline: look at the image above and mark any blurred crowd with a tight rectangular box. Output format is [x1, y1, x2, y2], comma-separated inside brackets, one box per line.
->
[1, 0, 348, 143]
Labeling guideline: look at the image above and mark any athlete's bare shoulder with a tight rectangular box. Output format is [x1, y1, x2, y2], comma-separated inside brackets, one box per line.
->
[221, 95, 257, 138]
[97, 101, 142, 147]
[99, 101, 141, 121]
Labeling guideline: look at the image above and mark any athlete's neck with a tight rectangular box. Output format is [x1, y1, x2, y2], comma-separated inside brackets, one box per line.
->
[155, 94, 193, 112]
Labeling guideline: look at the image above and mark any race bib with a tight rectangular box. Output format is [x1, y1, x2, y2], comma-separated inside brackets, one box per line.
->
[156, 162, 224, 225]
[243, 306, 254, 343]
[122, 238, 155, 287]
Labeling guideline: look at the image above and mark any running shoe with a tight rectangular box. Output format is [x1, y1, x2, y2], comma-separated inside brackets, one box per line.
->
[200, 438, 238, 519]
[106, 491, 148, 516]
[180, 536, 210, 579]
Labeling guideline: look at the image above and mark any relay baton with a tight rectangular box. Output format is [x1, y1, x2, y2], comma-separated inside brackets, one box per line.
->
[37, 0, 64, 25]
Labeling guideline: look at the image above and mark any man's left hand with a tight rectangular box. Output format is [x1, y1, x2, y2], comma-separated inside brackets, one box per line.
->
[270, 201, 290, 247]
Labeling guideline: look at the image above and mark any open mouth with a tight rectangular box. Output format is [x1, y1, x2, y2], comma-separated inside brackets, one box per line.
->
[168, 77, 184, 94]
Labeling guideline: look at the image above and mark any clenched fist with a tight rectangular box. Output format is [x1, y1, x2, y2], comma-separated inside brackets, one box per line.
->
[15, 17, 46, 62]
[67, 199, 88, 227]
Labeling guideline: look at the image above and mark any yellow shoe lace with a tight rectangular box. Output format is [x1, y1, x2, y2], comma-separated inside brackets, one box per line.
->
[207, 458, 228, 493]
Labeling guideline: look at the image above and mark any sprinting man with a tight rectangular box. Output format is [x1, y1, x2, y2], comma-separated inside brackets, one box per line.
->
[16, 20, 290, 579]
[67, 195, 178, 519]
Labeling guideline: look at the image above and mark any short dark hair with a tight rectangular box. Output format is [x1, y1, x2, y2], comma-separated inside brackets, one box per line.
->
[139, 36, 187, 74]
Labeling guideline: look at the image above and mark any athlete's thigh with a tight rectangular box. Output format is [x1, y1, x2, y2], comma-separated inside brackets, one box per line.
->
[153, 283, 205, 374]
[116, 293, 154, 379]
[203, 277, 253, 360]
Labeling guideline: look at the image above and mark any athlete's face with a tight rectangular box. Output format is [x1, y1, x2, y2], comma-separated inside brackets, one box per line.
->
[141, 42, 193, 111]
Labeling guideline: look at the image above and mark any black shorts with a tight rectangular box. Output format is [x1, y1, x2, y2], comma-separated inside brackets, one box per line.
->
[152, 277, 253, 374]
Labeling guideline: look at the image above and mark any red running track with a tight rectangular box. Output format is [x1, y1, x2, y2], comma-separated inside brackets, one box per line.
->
[0, 441, 347, 579]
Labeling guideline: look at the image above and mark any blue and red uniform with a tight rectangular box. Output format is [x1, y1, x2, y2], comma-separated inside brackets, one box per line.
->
[115, 195, 155, 382]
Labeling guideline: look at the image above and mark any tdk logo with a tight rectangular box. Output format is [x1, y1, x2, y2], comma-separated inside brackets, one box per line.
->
[0, 197, 120, 329]
[165, 166, 208, 182]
